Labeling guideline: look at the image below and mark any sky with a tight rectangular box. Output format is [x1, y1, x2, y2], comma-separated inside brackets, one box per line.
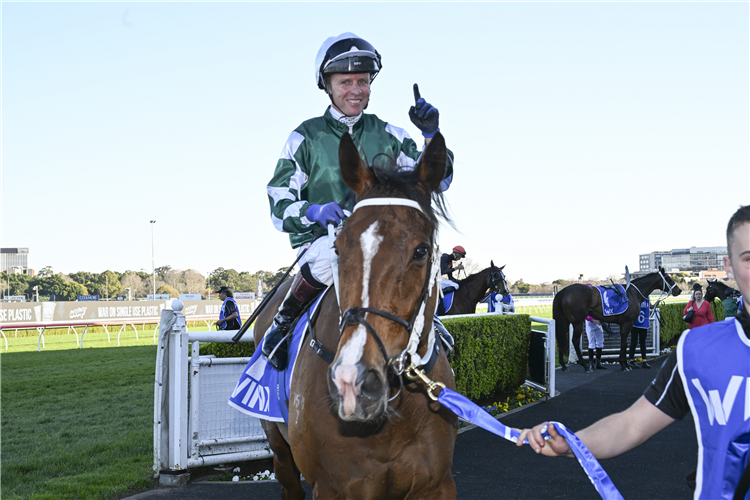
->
[2, 2, 748, 285]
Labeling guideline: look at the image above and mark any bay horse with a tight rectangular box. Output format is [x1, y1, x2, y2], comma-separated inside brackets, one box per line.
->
[443, 262, 510, 315]
[553, 268, 680, 372]
[253, 132, 458, 499]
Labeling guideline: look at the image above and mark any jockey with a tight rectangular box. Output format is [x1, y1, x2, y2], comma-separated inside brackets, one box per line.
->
[262, 32, 455, 370]
[440, 245, 465, 294]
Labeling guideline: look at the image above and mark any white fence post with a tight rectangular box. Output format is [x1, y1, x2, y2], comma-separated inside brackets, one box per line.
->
[547, 319, 556, 398]
[167, 302, 189, 471]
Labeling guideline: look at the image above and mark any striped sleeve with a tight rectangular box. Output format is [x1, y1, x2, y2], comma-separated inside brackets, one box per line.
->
[385, 123, 455, 192]
[266, 131, 315, 235]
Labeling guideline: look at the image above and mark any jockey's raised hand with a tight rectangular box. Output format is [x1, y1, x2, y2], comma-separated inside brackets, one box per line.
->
[409, 83, 440, 138]
[306, 202, 344, 227]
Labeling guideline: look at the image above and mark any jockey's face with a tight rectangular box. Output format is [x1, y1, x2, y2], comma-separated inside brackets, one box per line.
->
[328, 73, 371, 116]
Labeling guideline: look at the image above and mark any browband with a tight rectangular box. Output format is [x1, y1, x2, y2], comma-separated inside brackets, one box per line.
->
[352, 198, 424, 214]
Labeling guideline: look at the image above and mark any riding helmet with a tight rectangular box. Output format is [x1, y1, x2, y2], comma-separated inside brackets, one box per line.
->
[315, 33, 382, 91]
[453, 245, 466, 257]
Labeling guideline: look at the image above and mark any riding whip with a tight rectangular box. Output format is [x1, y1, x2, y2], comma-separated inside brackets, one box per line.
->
[231, 192, 354, 343]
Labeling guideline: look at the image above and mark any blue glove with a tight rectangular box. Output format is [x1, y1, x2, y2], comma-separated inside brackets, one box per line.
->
[409, 84, 440, 138]
[306, 202, 344, 227]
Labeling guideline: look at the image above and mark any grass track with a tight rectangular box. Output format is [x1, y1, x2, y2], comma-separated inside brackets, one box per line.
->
[2, 346, 156, 499]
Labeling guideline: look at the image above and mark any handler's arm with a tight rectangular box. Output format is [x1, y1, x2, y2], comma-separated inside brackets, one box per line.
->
[517, 396, 676, 459]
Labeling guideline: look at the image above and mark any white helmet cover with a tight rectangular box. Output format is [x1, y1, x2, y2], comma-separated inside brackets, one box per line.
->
[315, 32, 382, 90]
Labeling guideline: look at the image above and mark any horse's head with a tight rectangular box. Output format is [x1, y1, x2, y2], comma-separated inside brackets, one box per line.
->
[489, 260, 509, 296]
[705, 279, 719, 302]
[328, 132, 449, 422]
[658, 267, 681, 297]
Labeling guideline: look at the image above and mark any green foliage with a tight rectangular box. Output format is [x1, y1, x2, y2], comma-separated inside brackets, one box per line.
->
[200, 341, 256, 358]
[443, 314, 531, 400]
[512, 279, 531, 294]
[154, 265, 172, 280]
[156, 284, 179, 297]
[29, 275, 88, 301]
[1, 272, 33, 297]
[658, 300, 726, 346]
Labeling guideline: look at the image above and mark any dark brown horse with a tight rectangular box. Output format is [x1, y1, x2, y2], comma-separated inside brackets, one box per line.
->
[553, 268, 680, 372]
[443, 262, 510, 315]
[705, 279, 739, 302]
[253, 132, 457, 499]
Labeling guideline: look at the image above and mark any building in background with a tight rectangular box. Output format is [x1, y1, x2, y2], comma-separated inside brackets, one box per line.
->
[1, 248, 33, 275]
[638, 246, 727, 275]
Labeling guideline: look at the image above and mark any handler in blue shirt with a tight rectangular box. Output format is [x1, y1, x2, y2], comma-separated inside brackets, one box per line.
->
[628, 298, 652, 369]
[215, 286, 242, 331]
[518, 205, 750, 500]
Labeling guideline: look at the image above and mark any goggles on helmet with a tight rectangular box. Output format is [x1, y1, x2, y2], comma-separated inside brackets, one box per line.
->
[316, 34, 382, 90]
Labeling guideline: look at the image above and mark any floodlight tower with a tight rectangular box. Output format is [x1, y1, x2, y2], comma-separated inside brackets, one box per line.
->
[150, 220, 156, 298]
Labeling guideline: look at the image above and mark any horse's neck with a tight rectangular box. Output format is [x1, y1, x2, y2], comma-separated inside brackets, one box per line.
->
[716, 283, 730, 299]
[460, 270, 491, 302]
[631, 274, 662, 298]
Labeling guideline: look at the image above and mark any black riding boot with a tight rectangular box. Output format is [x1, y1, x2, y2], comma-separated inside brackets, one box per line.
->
[588, 348, 595, 367]
[433, 317, 454, 359]
[596, 348, 607, 369]
[262, 270, 323, 371]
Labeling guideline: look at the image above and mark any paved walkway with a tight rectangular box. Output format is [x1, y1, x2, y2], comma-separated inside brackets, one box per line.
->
[125, 356, 697, 499]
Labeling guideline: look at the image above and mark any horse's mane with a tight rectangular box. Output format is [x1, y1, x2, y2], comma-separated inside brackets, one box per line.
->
[359, 153, 454, 230]
[456, 266, 490, 286]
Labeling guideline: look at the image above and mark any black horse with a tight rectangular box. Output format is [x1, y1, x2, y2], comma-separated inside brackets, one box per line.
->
[553, 268, 680, 372]
[705, 279, 739, 302]
[443, 261, 509, 315]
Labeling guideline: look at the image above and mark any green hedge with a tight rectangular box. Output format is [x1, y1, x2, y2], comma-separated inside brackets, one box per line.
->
[658, 300, 726, 346]
[442, 314, 531, 400]
[199, 315, 532, 403]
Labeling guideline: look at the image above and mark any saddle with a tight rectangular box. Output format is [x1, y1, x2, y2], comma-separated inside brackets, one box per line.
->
[601, 283, 627, 298]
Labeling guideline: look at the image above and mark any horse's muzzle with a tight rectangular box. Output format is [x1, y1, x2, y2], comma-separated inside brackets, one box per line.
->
[328, 364, 387, 422]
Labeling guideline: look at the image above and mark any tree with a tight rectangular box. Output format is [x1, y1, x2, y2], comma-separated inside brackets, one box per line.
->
[38, 266, 54, 277]
[30, 275, 87, 301]
[121, 272, 149, 299]
[1, 272, 33, 297]
[182, 269, 206, 294]
[156, 284, 179, 298]
[165, 269, 184, 292]
[209, 268, 241, 291]
[512, 279, 531, 294]
[155, 265, 172, 280]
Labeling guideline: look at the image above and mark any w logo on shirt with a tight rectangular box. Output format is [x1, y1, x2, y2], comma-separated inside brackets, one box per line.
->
[691, 376, 750, 425]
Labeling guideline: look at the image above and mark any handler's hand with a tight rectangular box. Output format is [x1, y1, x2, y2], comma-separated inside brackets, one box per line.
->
[515, 422, 573, 457]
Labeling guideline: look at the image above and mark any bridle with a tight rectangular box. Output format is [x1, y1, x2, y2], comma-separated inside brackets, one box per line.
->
[488, 267, 508, 295]
[337, 197, 440, 401]
[631, 268, 678, 307]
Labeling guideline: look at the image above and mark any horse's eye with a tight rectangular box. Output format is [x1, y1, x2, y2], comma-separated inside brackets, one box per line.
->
[412, 245, 429, 261]
[333, 243, 339, 256]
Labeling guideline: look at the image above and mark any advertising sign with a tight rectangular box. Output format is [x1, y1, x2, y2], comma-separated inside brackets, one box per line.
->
[179, 294, 202, 301]
[147, 294, 170, 301]
[234, 292, 256, 300]
[77, 295, 100, 301]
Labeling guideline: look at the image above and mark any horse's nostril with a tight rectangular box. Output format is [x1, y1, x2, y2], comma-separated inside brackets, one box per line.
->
[359, 370, 384, 400]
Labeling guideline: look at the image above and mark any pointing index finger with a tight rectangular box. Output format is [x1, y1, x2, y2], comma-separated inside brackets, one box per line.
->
[413, 83, 421, 104]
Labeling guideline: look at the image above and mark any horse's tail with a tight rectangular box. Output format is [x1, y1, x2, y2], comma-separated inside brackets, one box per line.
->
[553, 292, 569, 355]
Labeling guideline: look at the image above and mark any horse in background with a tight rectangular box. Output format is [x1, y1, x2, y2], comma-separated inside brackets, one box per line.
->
[443, 262, 509, 315]
[252, 132, 458, 499]
[553, 268, 680, 372]
[705, 279, 739, 302]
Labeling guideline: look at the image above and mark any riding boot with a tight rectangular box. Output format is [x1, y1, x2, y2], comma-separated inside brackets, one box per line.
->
[596, 348, 607, 369]
[588, 348, 595, 367]
[433, 317, 454, 360]
[642, 361, 652, 369]
[628, 358, 641, 369]
[262, 271, 324, 371]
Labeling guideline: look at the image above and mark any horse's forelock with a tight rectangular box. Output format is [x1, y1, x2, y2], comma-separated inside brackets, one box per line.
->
[362, 158, 453, 230]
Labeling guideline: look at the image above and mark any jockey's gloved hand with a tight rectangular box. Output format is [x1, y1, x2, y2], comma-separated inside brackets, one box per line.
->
[306, 202, 344, 227]
[409, 84, 440, 138]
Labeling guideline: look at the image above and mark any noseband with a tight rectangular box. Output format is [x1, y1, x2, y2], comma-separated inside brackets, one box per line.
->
[489, 268, 508, 294]
[338, 197, 439, 399]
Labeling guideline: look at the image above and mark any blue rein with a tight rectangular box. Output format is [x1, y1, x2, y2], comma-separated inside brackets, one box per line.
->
[437, 387, 624, 500]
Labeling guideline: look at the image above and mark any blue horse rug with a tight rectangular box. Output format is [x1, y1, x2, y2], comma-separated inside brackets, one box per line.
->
[228, 292, 326, 423]
[595, 285, 629, 316]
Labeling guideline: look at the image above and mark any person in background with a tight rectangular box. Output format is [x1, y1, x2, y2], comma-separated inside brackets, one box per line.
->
[722, 288, 741, 318]
[584, 315, 606, 370]
[440, 245, 466, 295]
[215, 286, 242, 331]
[683, 283, 715, 328]
[516, 205, 750, 500]
[628, 298, 652, 369]
[261, 32, 454, 370]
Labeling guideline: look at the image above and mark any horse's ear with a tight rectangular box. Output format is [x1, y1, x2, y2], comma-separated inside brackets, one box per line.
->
[339, 133, 373, 196]
[500, 264, 506, 270]
[491, 260, 495, 268]
[415, 131, 447, 192]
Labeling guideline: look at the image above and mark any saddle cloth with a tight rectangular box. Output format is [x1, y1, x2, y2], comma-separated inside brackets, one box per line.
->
[228, 292, 327, 423]
[595, 285, 629, 316]
[438, 291, 454, 316]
